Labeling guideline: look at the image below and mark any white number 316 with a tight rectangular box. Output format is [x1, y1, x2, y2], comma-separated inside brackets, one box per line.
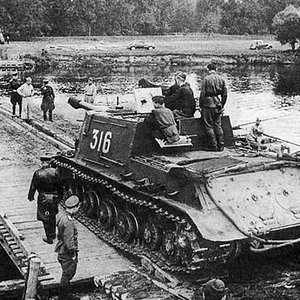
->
[90, 129, 112, 154]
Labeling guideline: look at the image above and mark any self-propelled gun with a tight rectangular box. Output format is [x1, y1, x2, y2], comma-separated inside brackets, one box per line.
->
[50, 95, 300, 274]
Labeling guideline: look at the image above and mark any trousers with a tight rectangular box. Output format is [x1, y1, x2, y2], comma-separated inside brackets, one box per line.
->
[202, 107, 224, 149]
[43, 217, 56, 240]
[58, 253, 77, 287]
[21, 97, 32, 120]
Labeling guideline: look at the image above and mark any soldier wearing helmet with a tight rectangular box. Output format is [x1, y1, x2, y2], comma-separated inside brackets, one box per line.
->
[55, 195, 80, 300]
[194, 279, 232, 300]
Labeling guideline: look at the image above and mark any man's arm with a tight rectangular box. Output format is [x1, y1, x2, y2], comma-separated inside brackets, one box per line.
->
[28, 172, 37, 201]
[199, 79, 207, 109]
[165, 87, 181, 110]
[221, 80, 228, 107]
[17, 85, 23, 97]
[63, 222, 78, 255]
[50, 86, 55, 99]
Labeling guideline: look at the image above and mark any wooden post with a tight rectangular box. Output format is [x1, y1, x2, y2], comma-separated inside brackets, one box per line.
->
[24, 257, 41, 300]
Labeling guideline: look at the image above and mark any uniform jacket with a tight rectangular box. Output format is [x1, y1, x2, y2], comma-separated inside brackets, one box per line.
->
[55, 210, 78, 256]
[28, 166, 62, 221]
[152, 107, 180, 143]
[41, 85, 55, 111]
[165, 82, 196, 117]
[199, 71, 227, 109]
[9, 78, 22, 103]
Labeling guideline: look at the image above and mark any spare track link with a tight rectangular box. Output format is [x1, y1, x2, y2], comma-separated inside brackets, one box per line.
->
[52, 156, 232, 275]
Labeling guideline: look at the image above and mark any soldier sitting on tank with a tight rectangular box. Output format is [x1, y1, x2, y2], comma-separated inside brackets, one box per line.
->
[246, 117, 264, 150]
[144, 95, 180, 144]
[164, 72, 196, 119]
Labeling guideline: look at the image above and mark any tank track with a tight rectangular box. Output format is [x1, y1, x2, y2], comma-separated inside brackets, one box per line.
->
[52, 155, 237, 275]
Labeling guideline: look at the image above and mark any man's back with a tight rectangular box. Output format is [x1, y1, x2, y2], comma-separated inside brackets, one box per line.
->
[28, 167, 60, 195]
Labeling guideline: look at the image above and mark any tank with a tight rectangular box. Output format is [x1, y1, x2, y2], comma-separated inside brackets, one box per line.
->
[51, 96, 300, 275]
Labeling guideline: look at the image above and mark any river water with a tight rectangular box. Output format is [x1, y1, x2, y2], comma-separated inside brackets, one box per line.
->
[20, 62, 300, 153]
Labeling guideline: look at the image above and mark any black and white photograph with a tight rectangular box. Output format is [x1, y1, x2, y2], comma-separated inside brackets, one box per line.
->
[1, 1, 300, 300]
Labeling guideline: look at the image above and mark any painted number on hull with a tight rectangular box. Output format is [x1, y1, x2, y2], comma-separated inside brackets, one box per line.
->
[90, 129, 112, 153]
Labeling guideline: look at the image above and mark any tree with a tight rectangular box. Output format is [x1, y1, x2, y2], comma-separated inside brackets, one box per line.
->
[1, 0, 49, 38]
[220, 0, 268, 34]
[273, 5, 300, 51]
[170, 0, 196, 33]
[195, 0, 223, 33]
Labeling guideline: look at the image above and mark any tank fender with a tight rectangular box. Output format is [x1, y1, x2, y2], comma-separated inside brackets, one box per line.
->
[205, 167, 300, 237]
[158, 194, 248, 242]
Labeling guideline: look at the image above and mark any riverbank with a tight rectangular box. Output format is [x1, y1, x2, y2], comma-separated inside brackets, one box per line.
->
[0, 34, 297, 68]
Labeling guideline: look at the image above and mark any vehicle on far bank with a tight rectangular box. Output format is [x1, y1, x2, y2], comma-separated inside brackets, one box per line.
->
[249, 40, 272, 50]
[127, 40, 155, 50]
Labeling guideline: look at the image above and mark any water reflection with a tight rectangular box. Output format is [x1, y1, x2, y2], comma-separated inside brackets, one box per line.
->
[2, 62, 300, 151]
[274, 64, 300, 95]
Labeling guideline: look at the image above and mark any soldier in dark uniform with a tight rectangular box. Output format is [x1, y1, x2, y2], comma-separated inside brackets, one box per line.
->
[55, 195, 80, 300]
[28, 156, 62, 244]
[164, 72, 196, 119]
[8, 72, 22, 118]
[199, 63, 227, 152]
[145, 95, 180, 143]
[41, 78, 55, 121]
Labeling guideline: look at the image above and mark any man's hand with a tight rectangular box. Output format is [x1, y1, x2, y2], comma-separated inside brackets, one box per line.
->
[72, 251, 78, 263]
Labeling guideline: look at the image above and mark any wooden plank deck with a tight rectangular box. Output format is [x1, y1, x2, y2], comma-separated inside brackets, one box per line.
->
[0, 166, 133, 290]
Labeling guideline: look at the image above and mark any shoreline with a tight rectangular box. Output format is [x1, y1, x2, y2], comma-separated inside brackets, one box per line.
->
[1, 34, 294, 68]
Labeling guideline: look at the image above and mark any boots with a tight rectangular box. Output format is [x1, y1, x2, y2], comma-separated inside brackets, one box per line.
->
[58, 284, 80, 300]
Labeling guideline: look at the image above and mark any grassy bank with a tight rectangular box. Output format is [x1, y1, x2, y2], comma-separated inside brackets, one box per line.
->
[0, 34, 290, 60]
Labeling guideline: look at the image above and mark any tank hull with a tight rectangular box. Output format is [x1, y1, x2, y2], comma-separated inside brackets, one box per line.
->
[52, 155, 241, 274]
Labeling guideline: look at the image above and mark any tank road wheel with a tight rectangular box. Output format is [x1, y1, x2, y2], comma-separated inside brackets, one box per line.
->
[82, 191, 99, 219]
[116, 212, 139, 243]
[163, 232, 176, 256]
[141, 219, 162, 250]
[162, 231, 182, 265]
[98, 201, 118, 230]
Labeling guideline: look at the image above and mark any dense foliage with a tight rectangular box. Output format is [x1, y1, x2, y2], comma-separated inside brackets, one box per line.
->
[273, 5, 300, 51]
[1, 0, 300, 38]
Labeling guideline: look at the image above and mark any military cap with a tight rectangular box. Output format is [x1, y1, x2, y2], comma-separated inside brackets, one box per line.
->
[65, 195, 80, 208]
[203, 279, 227, 295]
[12, 71, 18, 76]
[43, 78, 49, 83]
[177, 72, 186, 81]
[207, 62, 217, 71]
[152, 95, 165, 105]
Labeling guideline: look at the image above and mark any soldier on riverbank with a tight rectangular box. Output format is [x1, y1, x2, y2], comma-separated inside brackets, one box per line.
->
[17, 77, 34, 122]
[84, 77, 97, 104]
[8, 72, 22, 118]
[41, 78, 55, 121]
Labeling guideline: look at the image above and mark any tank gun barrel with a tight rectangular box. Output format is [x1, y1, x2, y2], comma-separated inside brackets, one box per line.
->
[68, 97, 97, 111]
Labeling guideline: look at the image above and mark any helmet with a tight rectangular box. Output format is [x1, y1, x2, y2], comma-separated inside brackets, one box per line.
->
[65, 195, 80, 208]
[203, 279, 227, 299]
